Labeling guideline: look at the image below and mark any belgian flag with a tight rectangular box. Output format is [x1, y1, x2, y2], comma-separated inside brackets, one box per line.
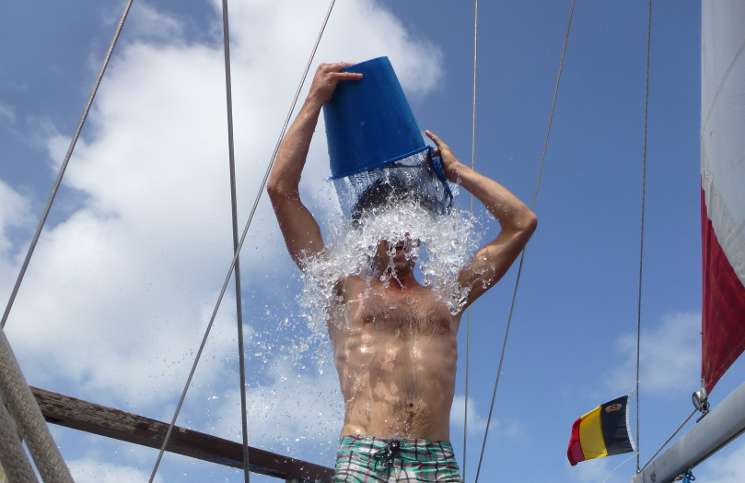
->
[567, 395, 635, 466]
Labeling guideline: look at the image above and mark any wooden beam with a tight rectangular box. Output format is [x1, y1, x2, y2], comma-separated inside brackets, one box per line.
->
[31, 386, 334, 482]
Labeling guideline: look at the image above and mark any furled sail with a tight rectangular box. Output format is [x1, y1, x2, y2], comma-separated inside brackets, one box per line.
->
[700, 0, 745, 392]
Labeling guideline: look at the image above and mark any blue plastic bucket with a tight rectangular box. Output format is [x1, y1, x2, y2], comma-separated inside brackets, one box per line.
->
[323, 57, 429, 179]
[323, 57, 452, 217]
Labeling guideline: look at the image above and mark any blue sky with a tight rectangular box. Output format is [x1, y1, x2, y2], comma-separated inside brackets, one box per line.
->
[1, 1, 744, 482]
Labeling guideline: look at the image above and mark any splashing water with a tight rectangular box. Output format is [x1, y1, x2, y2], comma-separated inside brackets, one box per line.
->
[299, 197, 481, 332]
[233, 178, 481, 459]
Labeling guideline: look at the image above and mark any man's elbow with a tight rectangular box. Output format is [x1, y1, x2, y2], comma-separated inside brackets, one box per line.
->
[518, 209, 538, 236]
[266, 179, 281, 197]
[266, 179, 296, 200]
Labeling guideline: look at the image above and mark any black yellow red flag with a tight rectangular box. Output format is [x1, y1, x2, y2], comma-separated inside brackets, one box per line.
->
[567, 395, 635, 466]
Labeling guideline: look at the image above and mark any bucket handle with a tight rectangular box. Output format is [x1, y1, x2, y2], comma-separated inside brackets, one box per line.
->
[427, 147, 454, 211]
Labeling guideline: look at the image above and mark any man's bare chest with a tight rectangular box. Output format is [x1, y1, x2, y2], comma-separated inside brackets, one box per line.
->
[344, 285, 456, 335]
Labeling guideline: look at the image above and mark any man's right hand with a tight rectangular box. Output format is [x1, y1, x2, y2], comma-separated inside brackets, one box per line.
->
[307, 63, 363, 105]
[269, 62, 361, 268]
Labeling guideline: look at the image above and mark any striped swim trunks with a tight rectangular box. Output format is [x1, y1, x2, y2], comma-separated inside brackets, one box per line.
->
[334, 434, 462, 482]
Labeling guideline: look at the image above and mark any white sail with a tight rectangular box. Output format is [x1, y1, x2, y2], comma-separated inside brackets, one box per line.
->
[701, 0, 745, 286]
[700, 0, 745, 392]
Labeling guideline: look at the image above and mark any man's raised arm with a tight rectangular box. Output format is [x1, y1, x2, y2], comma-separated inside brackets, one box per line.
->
[267, 63, 362, 268]
[424, 130, 538, 311]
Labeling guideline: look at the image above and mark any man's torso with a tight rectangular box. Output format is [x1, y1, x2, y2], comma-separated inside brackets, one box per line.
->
[328, 276, 460, 441]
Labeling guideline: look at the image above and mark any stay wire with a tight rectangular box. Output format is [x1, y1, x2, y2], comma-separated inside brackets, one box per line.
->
[473, 1, 576, 481]
[146, 1, 337, 480]
[0, 0, 134, 330]
[463, 0, 479, 480]
[219, 0, 250, 481]
[639, 408, 696, 474]
[635, 0, 653, 472]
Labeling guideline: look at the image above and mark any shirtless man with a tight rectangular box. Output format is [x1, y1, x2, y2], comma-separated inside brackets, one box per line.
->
[267, 63, 537, 482]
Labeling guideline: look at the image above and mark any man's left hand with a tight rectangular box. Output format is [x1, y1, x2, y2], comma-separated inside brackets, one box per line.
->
[425, 130, 464, 182]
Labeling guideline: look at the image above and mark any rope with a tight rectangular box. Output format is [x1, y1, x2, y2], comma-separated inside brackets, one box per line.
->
[0, 0, 134, 330]
[0, 330, 73, 483]
[473, 1, 576, 480]
[635, 0, 653, 472]
[639, 408, 696, 474]
[219, 0, 250, 481]
[147, 2, 337, 480]
[0, 394, 38, 483]
[681, 469, 696, 482]
[462, 0, 479, 479]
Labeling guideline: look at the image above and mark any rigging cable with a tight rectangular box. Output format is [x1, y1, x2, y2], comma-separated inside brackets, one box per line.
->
[639, 408, 696, 473]
[219, 0, 251, 481]
[635, 0, 653, 472]
[0, 0, 134, 330]
[463, 0, 479, 479]
[473, 0, 576, 481]
[147, 1, 338, 481]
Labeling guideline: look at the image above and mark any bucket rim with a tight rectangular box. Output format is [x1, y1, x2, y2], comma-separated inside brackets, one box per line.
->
[328, 145, 430, 180]
[341, 56, 390, 72]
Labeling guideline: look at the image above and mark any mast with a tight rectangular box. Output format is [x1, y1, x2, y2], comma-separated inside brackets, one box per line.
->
[631, 381, 745, 483]
[633, 1, 745, 480]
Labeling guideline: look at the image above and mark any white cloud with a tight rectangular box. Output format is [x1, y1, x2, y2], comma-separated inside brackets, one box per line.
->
[2, 0, 441, 416]
[450, 395, 485, 432]
[69, 458, 163, 483]
[0, 101, 15, 125]
[450, 394, 522, 439]
[219, 0, 442, 99]
[697, 441, 745, 483]
[0, 180, 30, 253]
[608, 312, 700, 395]
[213, 356, 343, 458]
[129, 1, 186, 43]
[0, 181, 31, 299]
